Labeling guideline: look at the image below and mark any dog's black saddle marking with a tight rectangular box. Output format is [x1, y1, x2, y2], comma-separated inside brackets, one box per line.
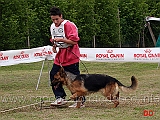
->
[75, 74, 118, 92]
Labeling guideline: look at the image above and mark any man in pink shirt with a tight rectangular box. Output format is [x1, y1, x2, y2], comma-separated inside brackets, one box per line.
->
[49, 6, 85, 108]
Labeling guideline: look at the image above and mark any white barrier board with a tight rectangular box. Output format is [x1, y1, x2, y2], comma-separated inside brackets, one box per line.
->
[0, 46, 160, 66]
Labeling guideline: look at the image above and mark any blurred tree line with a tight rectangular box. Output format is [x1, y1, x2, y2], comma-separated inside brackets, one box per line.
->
[0, 0, 160, 50]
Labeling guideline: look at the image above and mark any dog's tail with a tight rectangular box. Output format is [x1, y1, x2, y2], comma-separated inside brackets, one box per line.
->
[117, 76, 138, 93]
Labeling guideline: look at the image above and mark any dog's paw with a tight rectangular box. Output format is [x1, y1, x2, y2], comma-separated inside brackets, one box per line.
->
[70, 95, 76, 99]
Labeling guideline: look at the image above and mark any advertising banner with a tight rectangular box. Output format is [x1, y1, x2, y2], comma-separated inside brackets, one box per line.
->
[0, 46, 160, 66]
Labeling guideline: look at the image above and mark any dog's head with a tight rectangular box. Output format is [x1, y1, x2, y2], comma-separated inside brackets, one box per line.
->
[52, 67, 67, 85]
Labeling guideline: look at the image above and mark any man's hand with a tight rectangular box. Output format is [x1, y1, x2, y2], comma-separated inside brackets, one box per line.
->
[50, 38, 53, 43]
[52, 44, 57, 53]
[54, 38, 64, 42]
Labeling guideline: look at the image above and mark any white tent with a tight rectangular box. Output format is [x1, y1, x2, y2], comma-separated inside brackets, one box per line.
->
[145, 16, 160, 22]
[145, 16, 160, 46]
[145, 16, 160, 69]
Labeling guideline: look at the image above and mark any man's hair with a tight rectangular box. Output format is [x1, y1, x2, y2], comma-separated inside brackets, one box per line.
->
[50, 6, 62, 16]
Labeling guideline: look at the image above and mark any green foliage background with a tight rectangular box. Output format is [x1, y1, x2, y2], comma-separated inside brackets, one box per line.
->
[0, 0, 160, 50]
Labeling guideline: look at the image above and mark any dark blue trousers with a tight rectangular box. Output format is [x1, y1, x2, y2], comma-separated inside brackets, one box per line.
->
[50, 62, 80, 99]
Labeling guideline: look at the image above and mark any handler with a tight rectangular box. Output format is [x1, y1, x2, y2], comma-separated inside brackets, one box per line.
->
[49, 6, 85, 108]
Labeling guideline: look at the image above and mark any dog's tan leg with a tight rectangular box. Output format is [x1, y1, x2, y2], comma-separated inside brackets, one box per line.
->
[112, 92, 119, 108]
[76, 97, 83, 108]
[70, 92, 85, 108]
[70, 93, 78, 100]
[104, 83, 120, 108]
[106, 94, 119, 108]
[70, 92, 85, 99]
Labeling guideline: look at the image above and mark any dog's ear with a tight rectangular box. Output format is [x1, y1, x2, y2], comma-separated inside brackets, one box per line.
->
[59, 67, 66, 77]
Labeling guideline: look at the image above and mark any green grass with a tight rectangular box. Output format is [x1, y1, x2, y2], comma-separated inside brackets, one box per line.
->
[0, 61, 160, 120]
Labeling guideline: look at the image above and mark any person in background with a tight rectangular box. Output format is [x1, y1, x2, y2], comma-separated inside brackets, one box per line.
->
[49, 6, 85, 108]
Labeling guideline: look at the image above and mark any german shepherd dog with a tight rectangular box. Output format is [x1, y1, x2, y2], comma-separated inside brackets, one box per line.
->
[52, 67, 138, 108]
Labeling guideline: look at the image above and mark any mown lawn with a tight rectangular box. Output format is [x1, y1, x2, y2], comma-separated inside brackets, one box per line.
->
[0, 61, 160, 120]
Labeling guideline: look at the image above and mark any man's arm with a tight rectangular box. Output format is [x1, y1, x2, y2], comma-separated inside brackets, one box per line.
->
[53, 38, 77, 45]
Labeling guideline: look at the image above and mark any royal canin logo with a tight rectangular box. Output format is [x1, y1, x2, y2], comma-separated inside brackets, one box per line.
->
[144, 49, 152, 53]
[134, 49, 160, 58]
[21, 51, 24, 54]
[0, 52, 9, 61]
[106, 50, 113, 53]
[96, 49, 124, 59]
[80, 54, 87, 58]
[0, 52, 3, 56]
[34, 48, 53, 57]
[13, 51, 29, 59]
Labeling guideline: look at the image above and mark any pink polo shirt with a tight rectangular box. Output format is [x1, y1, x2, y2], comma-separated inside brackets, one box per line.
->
[54, 21, 80, 66]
